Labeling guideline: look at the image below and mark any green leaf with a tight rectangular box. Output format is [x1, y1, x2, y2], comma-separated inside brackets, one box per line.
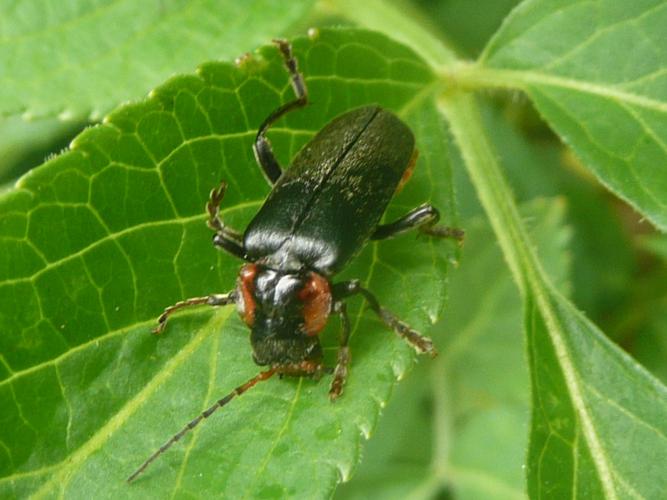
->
[444, 200, 570, 500]
[0, 116, 84, 184]
[325, 0, 458, 68]
[0, 29, 458, 498]
[441, 92, 667, 500]
[411, 0, 522, 57]
[525, 290, 667, 499]
[338, 198, 570, 500]
[0, 0, 314, 120]
[465, 0, 667, 231]
[453, 102, 635, 322]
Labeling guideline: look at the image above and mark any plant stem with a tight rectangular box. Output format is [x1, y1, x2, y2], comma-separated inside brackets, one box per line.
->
[439, 91, 619, 500]
[438, 92, 529, 291]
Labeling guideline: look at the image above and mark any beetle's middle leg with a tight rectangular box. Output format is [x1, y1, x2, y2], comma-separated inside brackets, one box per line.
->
[333, 281, 437, 357]
[253, 39, 309, 185]
[207, 181, 246, 260]
[371, 204, 464, 241]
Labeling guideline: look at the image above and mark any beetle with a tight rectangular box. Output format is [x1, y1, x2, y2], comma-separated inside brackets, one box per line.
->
[127, 39, 463, 483]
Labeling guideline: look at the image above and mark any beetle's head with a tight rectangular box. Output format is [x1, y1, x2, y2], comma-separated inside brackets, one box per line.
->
[236, 263, 332, 365]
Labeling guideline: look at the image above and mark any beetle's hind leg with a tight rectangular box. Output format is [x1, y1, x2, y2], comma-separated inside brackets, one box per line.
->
[153, 291, 236, 334]
[333, 281, 437, 357]
[371, 204, 464, 242]
[330, 302, 351, 400]
[253, 39, 309, 185]
[207, 181, 246, 260]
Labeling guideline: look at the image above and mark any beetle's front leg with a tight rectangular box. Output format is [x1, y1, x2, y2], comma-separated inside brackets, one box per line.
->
[329, 301, 351, 401]
[371, 204, 464, 242]
[333, 281, 437, 357]
[207, 181, 247, 260]
[153, 291, 236, 334]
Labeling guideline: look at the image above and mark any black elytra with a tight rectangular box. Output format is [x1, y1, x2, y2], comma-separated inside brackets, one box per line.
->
[127, 38, 463, 483]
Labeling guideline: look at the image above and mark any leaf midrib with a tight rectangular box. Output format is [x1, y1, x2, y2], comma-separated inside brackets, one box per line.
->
[439, 93, 621, 500]
[450, 65, 667, 113]
[0, 199, 261, 298]
[29, 307, 235, 499]
[479, 0, 666, 68]
[170, 330, 221, 497]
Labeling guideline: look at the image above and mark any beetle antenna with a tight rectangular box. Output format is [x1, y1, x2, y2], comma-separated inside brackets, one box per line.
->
[127, 367, 277, 483]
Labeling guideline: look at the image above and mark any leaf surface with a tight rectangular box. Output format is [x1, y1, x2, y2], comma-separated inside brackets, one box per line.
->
[441, 92, 667, 500]
[525, 288, 667, 499]
[0, 0, 314, 119]
[0, 29, 458, 498]
[338, 198, 570, 500]
[475, 0, 667, 230]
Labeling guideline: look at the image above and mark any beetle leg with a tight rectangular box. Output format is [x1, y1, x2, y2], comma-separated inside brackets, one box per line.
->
[153, 291, 236, 334]
[207, 181, 247, 260]
[371, 204, 464, 241]
[333, 280, 437, 357]
[253, 39, 309, 185]
[329, 301, 351, 400]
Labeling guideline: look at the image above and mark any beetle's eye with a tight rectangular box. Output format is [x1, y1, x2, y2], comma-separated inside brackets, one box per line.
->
[298, 272, 332, 336]
[237, 264, 257, 326]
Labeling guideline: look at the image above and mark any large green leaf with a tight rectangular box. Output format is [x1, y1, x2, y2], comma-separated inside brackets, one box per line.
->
[0, 29, 459, 498]
[468, 0, 667, 231]
[338, 198, 570, 500]
[525, 290, 667, 499]
[0, 0, 314, 120]
[442, 92, 667, 500]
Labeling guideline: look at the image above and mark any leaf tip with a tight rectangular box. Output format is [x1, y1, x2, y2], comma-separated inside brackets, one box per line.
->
[391, 359, 409, 381]
[335, 461, 353, 483]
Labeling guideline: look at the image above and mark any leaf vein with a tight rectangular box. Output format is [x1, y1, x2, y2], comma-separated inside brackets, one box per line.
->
[171, 332, 221, 497]
[461, 66, 667, 113]
[541, 2, 666, 73]
[241, 378, 304, 499]
[1, 200, 261, 289]
[583, 382, 667, 442]
[29, 308, 234, 499]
